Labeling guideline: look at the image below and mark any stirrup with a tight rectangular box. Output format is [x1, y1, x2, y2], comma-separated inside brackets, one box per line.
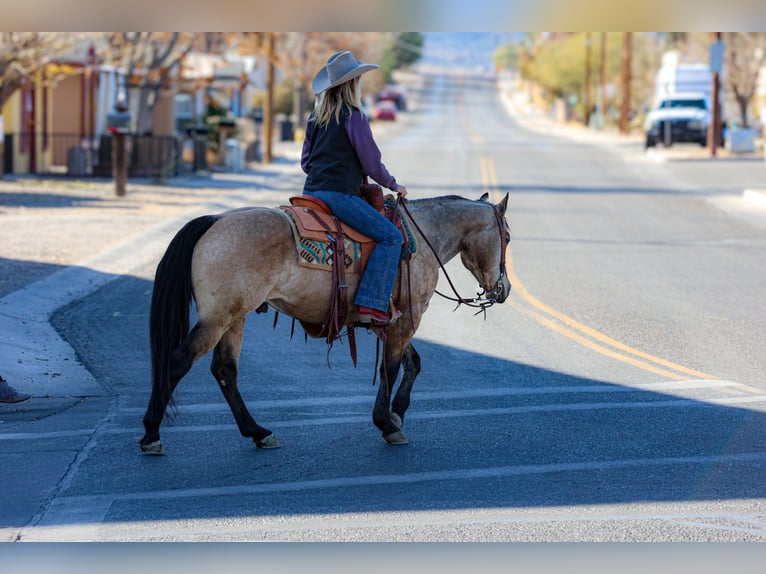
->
[357, 305, 402, 326]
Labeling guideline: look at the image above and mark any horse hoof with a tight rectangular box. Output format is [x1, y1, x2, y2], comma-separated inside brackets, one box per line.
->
[390, 412, 403, 428]
[255, 434, 280, 449]
[140, 440, 165, 455]
[384, 430, 409, 445]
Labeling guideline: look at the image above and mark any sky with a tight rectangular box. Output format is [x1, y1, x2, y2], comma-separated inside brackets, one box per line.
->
[3, 0, 766, 31]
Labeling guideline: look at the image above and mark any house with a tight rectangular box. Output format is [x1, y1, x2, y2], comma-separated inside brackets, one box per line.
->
[2, 43, 107, 175]
[2, 38, 264, 177]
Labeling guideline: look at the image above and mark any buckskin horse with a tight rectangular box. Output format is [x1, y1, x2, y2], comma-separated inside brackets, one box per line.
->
[140, 192, 511, 455]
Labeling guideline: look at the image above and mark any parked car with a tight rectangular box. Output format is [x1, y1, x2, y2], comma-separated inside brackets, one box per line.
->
[644, 92, 710, 148]
[376, 85, 407, 111]
[373, 101, 397, 121]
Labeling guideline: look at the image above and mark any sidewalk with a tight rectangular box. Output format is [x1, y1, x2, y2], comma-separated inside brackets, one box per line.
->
[497, 78, 766, 210]
[0, 141, 305, 407]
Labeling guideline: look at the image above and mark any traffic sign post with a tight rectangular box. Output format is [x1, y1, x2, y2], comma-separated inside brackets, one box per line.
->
[709, 34, 724, 157]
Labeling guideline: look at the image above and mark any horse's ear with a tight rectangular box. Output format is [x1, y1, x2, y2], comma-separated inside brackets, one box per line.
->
[496, 193, 509, 215]
[479, 192, 490, 203]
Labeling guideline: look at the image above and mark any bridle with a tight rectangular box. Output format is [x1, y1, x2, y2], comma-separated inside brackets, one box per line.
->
[398, 197, 510, 318]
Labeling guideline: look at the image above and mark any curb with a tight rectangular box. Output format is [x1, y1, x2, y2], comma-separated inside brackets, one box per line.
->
[0, 148, 304, 399]
[497, 81, 643, 148]
[743, 189, 766, 209]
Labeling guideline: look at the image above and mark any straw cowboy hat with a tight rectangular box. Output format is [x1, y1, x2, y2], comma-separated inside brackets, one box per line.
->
[312, 51, 379, 95]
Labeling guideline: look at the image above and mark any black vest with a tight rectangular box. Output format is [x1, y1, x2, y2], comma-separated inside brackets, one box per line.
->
[303, 110, 364, 197]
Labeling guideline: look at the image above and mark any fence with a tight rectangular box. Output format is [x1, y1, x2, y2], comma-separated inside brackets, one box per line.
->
[2, 132, 182, 179]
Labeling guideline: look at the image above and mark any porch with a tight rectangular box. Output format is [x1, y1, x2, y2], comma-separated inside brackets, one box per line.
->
[2, 132, 182, 179]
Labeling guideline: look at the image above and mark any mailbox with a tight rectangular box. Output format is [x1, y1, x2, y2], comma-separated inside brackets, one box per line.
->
[107, 111, 131, 133]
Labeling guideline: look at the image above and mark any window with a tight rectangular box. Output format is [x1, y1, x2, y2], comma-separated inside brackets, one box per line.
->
[660, 99, 707, 110]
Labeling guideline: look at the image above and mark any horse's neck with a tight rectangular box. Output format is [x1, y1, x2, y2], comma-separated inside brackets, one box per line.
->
[407, 199, 480, 263]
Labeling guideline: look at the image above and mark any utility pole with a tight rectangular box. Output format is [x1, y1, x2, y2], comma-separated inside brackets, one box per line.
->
[600, 32, 607, 129]
[0, 117, 4, 180]
[619, 32, 632, 134]
[263, 32, 275, 164]
[113, 132, 127, 197]
[584, 32, 592, 126]
[293, 33, 308, 134]
[709, 32, 723, 157]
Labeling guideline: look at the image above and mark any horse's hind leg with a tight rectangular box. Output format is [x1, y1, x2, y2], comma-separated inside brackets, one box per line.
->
[391, 342, 421, 427]
[141, 321, 223, 453]
[210, 319, 278, 448]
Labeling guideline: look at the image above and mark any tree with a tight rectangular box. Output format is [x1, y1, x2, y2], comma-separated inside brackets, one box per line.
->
[524, 34, 590, 101]
[724, 32, 766, 128]
[273, 32, 387, 113]
[518, 32, 658, 127]
[229, 32, 386, 162]
[0, 32, 76, 110]
[379, 33, 423, 83]
[494, 43, 519, 71]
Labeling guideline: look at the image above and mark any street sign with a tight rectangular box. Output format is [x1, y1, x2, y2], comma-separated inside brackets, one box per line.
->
[710, 41, 725, 74]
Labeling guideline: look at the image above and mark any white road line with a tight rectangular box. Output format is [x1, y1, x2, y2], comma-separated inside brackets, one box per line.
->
[3, 393, 765, 442]
[115, 379, 747, 415]
[25, 450, 766, 534]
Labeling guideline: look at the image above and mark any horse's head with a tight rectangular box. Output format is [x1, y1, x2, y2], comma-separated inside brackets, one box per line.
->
[459, 193, 512, 304]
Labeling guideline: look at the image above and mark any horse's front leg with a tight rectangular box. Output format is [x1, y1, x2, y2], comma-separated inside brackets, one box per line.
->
[211, 319, 278, 448]
[372, 331, 410, 445]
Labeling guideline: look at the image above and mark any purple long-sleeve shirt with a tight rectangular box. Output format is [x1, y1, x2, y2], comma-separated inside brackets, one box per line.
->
[301, 108, 398, 191]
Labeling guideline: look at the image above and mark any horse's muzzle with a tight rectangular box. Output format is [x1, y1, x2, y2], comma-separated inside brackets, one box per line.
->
[487, 273, 511, 304]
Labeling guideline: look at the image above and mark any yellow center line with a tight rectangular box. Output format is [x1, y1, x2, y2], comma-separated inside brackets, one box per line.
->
[480, 157, 489, 192]
[459, 90, 484, 146]
[507, 264, 716, 380]
[507, 299, 687, 380]
[478, 156, 718, 381]
[480, 156, 500, 203]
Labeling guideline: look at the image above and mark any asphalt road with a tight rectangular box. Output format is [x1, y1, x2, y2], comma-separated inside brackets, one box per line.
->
[3, 69, 766, 545]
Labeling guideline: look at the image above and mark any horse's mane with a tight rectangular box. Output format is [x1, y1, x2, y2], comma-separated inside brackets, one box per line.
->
[407, 195, 476, 205]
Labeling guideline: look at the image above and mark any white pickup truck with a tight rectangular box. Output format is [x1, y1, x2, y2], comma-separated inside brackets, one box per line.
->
[643, 92, 710, 148]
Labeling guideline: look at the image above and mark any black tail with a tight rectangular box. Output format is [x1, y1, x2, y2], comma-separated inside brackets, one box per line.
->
[149, 215, 220, 417]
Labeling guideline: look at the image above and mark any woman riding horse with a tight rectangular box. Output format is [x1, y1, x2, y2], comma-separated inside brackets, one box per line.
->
[301, 50, 408, 326]
[138, 53, 512, 456]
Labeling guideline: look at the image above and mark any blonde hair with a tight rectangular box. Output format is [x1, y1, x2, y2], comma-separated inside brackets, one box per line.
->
[312, 77, 362, 127]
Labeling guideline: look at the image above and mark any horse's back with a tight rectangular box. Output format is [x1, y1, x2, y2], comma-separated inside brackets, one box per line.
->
[190, 207, 297, 311]
[198, 206, 291, 250]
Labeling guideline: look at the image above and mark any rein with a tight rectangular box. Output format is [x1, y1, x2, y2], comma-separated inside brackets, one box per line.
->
[398, 197, 508, 318]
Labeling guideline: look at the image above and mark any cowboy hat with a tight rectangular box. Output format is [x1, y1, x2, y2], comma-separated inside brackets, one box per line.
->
[312, 51, 379, 95]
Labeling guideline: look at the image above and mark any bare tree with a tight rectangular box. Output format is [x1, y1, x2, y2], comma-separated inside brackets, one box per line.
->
[98, 32, 225, 134]
[725, 32, 766, 128]
[0, 32, 76, 110]
[274, 33, 388, 100]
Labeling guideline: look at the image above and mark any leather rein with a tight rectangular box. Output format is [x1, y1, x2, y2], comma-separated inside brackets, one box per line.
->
[397, 197, 509, 318]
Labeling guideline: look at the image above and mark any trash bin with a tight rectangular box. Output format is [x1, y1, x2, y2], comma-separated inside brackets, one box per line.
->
[224, 138, 243, 172]
[277, 114, 294, 141]
[189, 125, 209, 172]
[67, 146, 87, 176]
[281, 119, 294, 141]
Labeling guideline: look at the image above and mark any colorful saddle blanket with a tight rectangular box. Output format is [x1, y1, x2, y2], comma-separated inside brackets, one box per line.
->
[279, 195, 416, 274]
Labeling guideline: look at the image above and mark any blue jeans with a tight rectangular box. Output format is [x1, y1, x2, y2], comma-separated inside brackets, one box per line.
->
[305, 190, 402, 312]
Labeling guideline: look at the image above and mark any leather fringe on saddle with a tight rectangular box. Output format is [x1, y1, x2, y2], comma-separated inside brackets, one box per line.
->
[299, 208, 356, 365]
